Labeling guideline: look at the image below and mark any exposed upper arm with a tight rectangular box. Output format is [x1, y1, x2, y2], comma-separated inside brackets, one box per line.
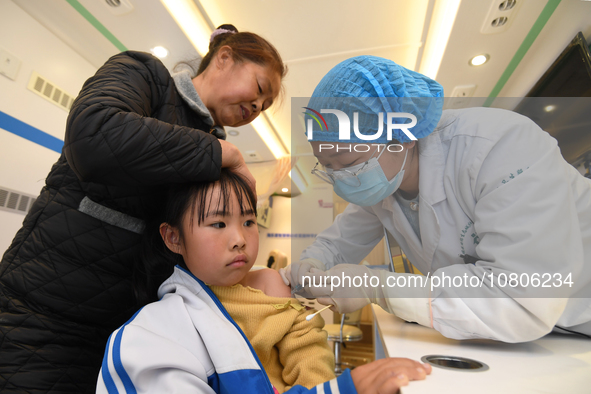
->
[242, 268, 292, 298]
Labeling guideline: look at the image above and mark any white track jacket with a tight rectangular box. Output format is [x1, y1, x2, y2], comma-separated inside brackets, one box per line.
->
[97, 266, 356, 394]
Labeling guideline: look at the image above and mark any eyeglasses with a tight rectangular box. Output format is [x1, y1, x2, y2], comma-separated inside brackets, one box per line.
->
[311, 146, 383, 187]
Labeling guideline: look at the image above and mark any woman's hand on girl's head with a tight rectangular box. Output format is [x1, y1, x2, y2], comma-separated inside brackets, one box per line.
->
[218, 139, 256, 192]
[351, 357, 431, 394]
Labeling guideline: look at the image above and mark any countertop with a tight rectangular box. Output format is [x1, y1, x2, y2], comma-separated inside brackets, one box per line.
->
[372, 305, 591, 393]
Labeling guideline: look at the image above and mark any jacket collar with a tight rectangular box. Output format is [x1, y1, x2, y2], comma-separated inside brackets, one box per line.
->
[171, 65, 227, 140]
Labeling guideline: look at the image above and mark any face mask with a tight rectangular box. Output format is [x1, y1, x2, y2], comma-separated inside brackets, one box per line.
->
[331, 148, 408, 206]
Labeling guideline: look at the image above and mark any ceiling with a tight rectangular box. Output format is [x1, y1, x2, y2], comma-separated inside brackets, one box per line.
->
[11, 0, 591, 197]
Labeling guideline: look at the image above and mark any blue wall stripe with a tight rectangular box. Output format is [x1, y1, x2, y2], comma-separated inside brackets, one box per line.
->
[0, 110, 64, 153]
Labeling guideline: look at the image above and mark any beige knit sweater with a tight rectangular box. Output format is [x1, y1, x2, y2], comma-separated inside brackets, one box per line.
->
[209, 284, 336, 393]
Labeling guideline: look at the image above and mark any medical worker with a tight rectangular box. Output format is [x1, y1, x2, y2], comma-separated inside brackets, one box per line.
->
[281, 55, 591, 343]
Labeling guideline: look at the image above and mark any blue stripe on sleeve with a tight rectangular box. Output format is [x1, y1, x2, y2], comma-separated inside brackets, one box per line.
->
[101, 333, 119, 394]
[112, 326, 137, 393]
[107, 308, 144, 393]
[103, 309, 142, 394]
[336, 369, 357, 394]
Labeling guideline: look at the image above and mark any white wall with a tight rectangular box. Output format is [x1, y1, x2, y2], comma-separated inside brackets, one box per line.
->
[0, 1, 97, 253]
[254, 185, 334, 268]
[290, 185, 334, 264]
[255, 196, 292, 267]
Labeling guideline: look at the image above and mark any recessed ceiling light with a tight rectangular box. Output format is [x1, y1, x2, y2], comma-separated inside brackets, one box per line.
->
[544, 105, 556, 112]
[281, 188, 289, 193]
[469, 54, 490, 66]
[227, 129, 239, 137]
[150, 46, 169, 58]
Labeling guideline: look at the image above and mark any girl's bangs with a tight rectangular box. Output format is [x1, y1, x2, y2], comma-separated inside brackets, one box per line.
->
[192, 171, 257, 226]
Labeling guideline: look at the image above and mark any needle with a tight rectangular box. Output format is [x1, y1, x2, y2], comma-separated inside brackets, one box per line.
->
[291, 284, 303, 296]
[306, 305, 334, 321]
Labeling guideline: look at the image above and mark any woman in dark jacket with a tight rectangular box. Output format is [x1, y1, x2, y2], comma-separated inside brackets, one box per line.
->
[0, 24, 286, 393]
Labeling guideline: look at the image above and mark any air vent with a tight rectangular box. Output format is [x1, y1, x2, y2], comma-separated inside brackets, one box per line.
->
[498, 0, 517, 11]
[102, 0, 134, 15]
[481, 0, 522, 34]
[0, 189, 7, 207]
[27, 71, 74, 112]
[0, 186, 36, 215]
[491, 17, 508, 27]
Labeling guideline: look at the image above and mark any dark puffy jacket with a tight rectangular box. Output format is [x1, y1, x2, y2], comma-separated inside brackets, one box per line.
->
[0, 51, 222, 393]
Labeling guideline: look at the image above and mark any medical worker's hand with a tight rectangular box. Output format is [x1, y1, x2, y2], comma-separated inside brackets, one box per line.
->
[306, 264, 433, 326]
[279, 258, 326, 296]
[306, 264, 380, 313]
[351, 357, 431, 394]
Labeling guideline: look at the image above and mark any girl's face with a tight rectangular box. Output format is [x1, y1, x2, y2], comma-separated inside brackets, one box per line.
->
[163, 185, 259, 286]
[202, 48, 281, 127]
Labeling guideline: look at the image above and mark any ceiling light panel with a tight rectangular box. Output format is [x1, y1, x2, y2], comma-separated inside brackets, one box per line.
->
[470, 54, 490, 66]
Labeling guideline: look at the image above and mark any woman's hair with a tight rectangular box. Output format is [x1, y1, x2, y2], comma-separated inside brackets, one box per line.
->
[133, 169, 258, 305]
[196, 24, 287, 80]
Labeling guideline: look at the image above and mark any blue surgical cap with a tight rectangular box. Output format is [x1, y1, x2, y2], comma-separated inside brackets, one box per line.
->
[306, 56, 444, 144]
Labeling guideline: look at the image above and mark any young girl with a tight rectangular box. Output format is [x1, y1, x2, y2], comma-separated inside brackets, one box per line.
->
[97, 170, 431, 394]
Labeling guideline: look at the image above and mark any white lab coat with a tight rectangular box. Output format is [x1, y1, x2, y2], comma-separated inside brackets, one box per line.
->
[301, 107, 591, 343]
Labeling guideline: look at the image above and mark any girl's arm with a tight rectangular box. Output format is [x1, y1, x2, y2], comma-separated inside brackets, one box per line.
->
[239, 269, 337, 389]
[236, 270, 430, 394]
[276, 306, 336, 390]
[240, 268, 292, 297]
